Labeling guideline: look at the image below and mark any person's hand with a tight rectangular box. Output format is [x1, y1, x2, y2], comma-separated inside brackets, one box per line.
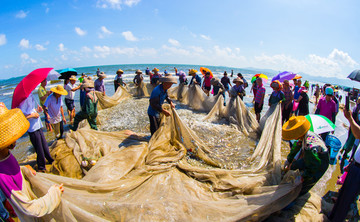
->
[25, 165, 36, 175]
[36, 105, 43, 113]
[344, 109, 352, 120]
[258, 103, 262, 108]
[32, 112, 40, 119]
[55, 183, 64, 193]
[170, 101, 175, 109]
[63, 118, 67, 124]
[47, 91, 52, 96]
[162, 109, 171, 117]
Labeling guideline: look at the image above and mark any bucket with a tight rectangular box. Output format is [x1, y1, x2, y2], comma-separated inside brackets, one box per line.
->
[325, 135, 342, 165]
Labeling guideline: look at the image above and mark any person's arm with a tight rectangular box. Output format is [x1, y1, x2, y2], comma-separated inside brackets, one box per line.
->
[39, 91, 51, 101]
[150, 97, 171, 116]
[165, 96, 175, 108]
[71, 84, 82, 91]
[229, 79, 232, 87]
[296, 95, 303, 103]
[60, 106, 66, 124]
[344, 109, 360, 139]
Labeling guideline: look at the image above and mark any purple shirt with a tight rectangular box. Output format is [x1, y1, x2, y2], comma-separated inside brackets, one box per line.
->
[94, 79, 105, 93]
[317, 97, 336, 121]
[255, 85, 266, 103]
[0, 153, 23, 198]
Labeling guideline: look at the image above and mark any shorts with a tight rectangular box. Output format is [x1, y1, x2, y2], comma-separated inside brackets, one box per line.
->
[65, 98, 75, 111]
[204, 86, 211, 91]
[254, 102, 263, 114]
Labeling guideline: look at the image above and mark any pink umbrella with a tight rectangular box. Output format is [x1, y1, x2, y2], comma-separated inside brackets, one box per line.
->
[12, 68, 53, 109]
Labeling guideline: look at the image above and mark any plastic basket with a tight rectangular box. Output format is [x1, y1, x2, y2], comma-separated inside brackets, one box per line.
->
[325, 135, 342, 165]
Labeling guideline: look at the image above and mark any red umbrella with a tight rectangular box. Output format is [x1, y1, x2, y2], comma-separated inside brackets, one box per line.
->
[12, 68, 53, 109]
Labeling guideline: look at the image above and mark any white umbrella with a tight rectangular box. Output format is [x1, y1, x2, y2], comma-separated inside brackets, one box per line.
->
[46, 69, 60, 81]
[305, 114, 336, 135]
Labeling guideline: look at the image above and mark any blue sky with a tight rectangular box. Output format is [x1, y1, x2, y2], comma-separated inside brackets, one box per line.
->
[0, 0, 359, 78]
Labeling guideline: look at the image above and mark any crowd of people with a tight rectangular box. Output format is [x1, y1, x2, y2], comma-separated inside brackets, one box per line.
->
[0, 66, 356, 221]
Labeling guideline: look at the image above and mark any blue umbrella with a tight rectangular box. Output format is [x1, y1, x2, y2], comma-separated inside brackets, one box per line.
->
[347, 70, 360, 82]
[271, 71, 297, 83]
[59, 68, 77, 79]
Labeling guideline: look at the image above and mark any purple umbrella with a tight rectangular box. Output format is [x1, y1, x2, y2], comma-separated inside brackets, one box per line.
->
[271, 71, 297, 83]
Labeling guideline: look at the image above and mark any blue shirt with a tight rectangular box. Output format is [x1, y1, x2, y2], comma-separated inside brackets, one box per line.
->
[190, 75, 202, 86]
[294, 85, 300, 100]
[147, 84, 168, 117]
[18, 94, 43, 133]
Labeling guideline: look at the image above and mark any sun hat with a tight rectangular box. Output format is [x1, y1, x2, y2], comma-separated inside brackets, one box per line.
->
[0, 103, 30, 149]
[325, 87, 334, 96]
[98, 72, 107, 78]
[270, 80, 282, 90]
[210, 77, 220, 85]
[282, 116, 311, 141]
[51, 85, 68, 95]
[152, 68, 159, 72]
[233, 77, 244, 84]
[135, 69, 142, 74]
[189, 69, 198, 75]
[116, 69, 124, 75]
[82, 80, 95, 88]
[69, 75, 77, 81]
[159, 74, 177, 84]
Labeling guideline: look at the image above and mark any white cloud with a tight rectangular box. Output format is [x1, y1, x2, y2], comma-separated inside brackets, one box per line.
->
[168, 38, 180, 47]
[0, 34, 6, 46]
[61, 55, 68, 61]
[42, 3, 49, 13]
[15, 10, 28, 19]
[122, 31, 138, 41]
[58, 43, 65, 51]
[81, 46, 92, 52]
[328, 48, 358, 67]
[35, 44, 46, 51]
[200, 34, 211, 40]
[96, 0, 140, 9]
[75, 27, 87, 36]
[20, 53, 37, 64]
[19, 39, 30, 49]
[93, 45, 137, 58]
[98, 26, 113, 38]
[162, 45, 190, 56]
[190, 46, 204, 54]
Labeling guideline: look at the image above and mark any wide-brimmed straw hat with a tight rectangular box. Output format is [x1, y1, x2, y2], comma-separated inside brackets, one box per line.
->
[69, 75, 77, 81]
[116, 69, 124, 75]
[135, 69, 142, 74]
[210, 77, 220, 85]
[152, 68, 159, 72]
[0, 103, 30, 149]
[159, 74, 177, 84]
[233, 77, 244, 84]
[282, 116, 311, 141]
[51, 85, 68, 95]
[189, 69, 197, 75]
[270, 80, 282, 90]
[82, 80, 95, 88]
[98, 72, 107, 78]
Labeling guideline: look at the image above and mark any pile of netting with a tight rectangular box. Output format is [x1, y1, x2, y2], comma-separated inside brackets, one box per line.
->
[18, 84, 332, 221]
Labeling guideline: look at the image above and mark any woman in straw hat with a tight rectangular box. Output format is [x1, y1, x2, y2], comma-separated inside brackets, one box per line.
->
[0, 103, 64, 220]
[71, 79, 98, 131]
[44, 85, 67, 139]
[133, 70, 144, 87]
[282, 116, 329, 196]
[151, 68, 161, 86]
[18, 93, 54, 173]
[147, 74, 177, 136]
[188, 69, 201, 87]
[230, 77, 246, 100]
[114, 69, 127, 92]
[95, 72, 107, 96]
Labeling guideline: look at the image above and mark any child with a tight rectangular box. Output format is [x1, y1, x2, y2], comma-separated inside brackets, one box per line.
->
[44, 85, 67, 139]
[254, 78, 265, 122]
[0, 103, 63, 221]
[268, 80, 285, 106]
[65, 76, 81, 124]
[202, 72, 212, 96]
[71, 79, 98, 131]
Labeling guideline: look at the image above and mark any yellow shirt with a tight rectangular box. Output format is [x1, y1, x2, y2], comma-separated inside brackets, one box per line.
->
[38, 86, 47, 106]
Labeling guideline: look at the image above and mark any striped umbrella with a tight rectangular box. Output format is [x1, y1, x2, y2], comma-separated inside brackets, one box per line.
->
[305, 114, 336, 134]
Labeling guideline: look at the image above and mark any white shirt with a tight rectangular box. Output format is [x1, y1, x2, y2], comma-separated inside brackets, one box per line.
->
[44, 94, 63, 124]
[65, 83, 77, 100]
[18, 94, 42, 132]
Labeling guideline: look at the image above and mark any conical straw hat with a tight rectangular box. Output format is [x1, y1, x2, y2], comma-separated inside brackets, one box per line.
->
[50, 85, 68, 95]
[282, 116, 310, 141]
[0, 102, 30, 149]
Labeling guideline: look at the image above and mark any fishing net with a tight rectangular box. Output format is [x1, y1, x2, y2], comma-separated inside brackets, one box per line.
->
[128, 82, 154, 98]
[95, 86, 131, 110]
[13, 101, 310, 221]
